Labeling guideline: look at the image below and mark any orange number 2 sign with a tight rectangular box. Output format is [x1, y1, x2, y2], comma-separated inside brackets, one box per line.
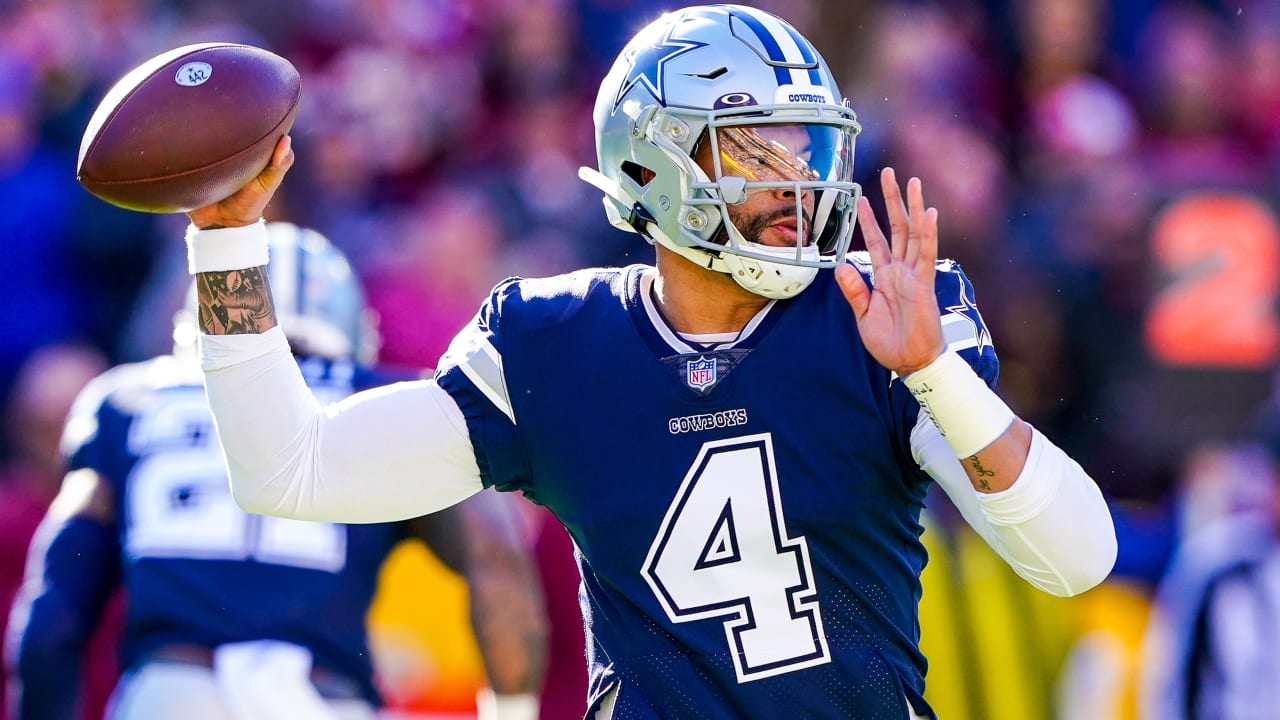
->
[1145, 192, 1280, 369]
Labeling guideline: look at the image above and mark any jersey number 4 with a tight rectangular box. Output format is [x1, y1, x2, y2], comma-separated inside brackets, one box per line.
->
[643, 433, 831, 682]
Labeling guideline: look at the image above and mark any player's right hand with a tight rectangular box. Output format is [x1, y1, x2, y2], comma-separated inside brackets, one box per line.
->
[186, 135, 294, 229]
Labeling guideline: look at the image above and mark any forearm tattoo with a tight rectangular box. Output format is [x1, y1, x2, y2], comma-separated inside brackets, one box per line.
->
[966, 455, 996, 492]
[195, 267, 278, 335]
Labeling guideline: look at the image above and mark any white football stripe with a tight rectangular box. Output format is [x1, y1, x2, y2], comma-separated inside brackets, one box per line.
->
[751, 10, 806, 63]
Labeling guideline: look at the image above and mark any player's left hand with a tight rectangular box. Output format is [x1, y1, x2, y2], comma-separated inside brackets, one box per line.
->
[834, 167, 946, 377]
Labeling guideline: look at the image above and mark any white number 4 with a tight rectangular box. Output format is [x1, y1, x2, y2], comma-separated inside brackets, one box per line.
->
[643, 433, 831, 682]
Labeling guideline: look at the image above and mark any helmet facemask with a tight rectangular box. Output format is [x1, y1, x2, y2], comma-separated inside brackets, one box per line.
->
[607, 104, 859, 298]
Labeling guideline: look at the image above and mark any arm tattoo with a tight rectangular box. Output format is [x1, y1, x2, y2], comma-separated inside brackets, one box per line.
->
[195, 267, 278, 335]
[966, 455, 996, 492]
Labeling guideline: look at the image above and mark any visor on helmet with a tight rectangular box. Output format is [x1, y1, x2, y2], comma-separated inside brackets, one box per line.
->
[684, 116, 857, 264]
[712, 122, 852, 188]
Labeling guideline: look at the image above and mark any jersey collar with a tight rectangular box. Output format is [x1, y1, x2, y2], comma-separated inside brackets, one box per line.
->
[626, 266, 786, 357]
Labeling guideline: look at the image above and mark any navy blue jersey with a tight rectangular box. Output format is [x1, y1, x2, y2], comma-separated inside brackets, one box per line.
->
[436, 259, 997, 719]
[64, 355, 414, 705]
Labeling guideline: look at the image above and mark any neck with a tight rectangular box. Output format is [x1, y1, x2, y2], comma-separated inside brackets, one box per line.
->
[652, 246, 771, 334]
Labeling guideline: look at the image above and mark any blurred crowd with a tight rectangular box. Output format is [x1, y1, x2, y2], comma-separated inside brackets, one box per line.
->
[5, 0, 1280, 718]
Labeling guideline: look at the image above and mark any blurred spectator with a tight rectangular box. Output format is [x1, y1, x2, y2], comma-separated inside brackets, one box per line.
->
[466, 90, 635, 271]
[363, 187, 510, 369]
[1233, 4, 1280, 162]
[1137, 439, 1280, 719]
[0, 344, 107, 513]
[1055, 443, 1244, 720]
[487, 0, 583, 100]
[0, 54, 88, 430]
[1011, 0, 1112, 98]
[0, 3, 170, 434]
[1134, 1, 1265, 194]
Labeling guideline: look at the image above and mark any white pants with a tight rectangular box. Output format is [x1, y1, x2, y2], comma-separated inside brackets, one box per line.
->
[107, 662, 378, 720]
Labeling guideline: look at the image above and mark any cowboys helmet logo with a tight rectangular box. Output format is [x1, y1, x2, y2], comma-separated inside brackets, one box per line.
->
[612, 24, 707, 110]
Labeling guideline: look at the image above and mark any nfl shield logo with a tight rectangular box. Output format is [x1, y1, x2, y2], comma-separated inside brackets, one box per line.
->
[686, 356, 717, 391]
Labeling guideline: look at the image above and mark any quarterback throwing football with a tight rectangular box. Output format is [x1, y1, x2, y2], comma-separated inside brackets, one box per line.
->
[181, 6, 1116, 719]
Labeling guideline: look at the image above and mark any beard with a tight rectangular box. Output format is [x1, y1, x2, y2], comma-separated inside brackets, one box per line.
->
[711, 205, 813, 247]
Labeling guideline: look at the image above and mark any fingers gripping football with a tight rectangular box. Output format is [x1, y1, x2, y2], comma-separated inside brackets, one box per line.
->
[187, 136, 295, 229]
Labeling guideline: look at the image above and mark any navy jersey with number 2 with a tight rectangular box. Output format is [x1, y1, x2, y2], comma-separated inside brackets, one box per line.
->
[435, 257, 997, 720]
[63, 355, 408, 705]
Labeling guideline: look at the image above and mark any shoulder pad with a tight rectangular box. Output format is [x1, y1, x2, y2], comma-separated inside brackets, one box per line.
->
[933, 260, 997, 375]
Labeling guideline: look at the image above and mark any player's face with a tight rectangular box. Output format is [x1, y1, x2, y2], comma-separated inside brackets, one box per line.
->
[695, 123, 818, 248]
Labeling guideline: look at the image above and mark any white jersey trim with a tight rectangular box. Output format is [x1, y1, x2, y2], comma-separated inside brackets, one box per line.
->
[439, 324, 515, 424]
[639, 268, 776, 353]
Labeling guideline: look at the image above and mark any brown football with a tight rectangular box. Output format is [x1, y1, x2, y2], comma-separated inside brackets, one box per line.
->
[77, 43, 301, 213]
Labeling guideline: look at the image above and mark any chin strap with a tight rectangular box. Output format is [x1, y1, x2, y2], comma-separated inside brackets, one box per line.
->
[576, 165, 621, 203]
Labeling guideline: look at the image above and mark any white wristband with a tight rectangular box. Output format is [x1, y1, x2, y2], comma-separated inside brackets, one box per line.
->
[476, 689, 539, 720]
[186, 219, 269, 273]
[902, 349, 1015, 458]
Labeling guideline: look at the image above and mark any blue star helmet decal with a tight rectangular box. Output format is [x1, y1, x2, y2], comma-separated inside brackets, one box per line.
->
[612, 23, 708, 111]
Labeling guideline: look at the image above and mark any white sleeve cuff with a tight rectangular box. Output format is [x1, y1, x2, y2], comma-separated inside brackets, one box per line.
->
[914, 420, 1117, 596]
[200, 325, 290, 372]
[973, 428, 1061, 525]
[186, 219, 269, 273]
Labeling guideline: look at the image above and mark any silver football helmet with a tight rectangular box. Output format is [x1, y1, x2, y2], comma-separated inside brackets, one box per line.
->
[174, 222, 379, 365]
[580, 4, 861, 299]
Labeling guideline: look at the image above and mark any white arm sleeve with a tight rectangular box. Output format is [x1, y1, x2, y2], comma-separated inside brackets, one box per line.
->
[911, 413, 1117, 596]
[200, 327, 484, 522]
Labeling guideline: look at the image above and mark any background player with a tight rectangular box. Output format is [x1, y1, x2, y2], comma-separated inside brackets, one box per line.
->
[174, 5, 1113, 718]
[5, 223, 547, 720]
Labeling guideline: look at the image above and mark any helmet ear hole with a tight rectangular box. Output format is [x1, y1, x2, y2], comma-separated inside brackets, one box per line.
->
[622, 161, 654, 187]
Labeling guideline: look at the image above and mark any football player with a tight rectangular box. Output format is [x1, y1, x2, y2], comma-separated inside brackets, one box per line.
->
[177, 5, 1116, 719]
[5, 224, 547, 720]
